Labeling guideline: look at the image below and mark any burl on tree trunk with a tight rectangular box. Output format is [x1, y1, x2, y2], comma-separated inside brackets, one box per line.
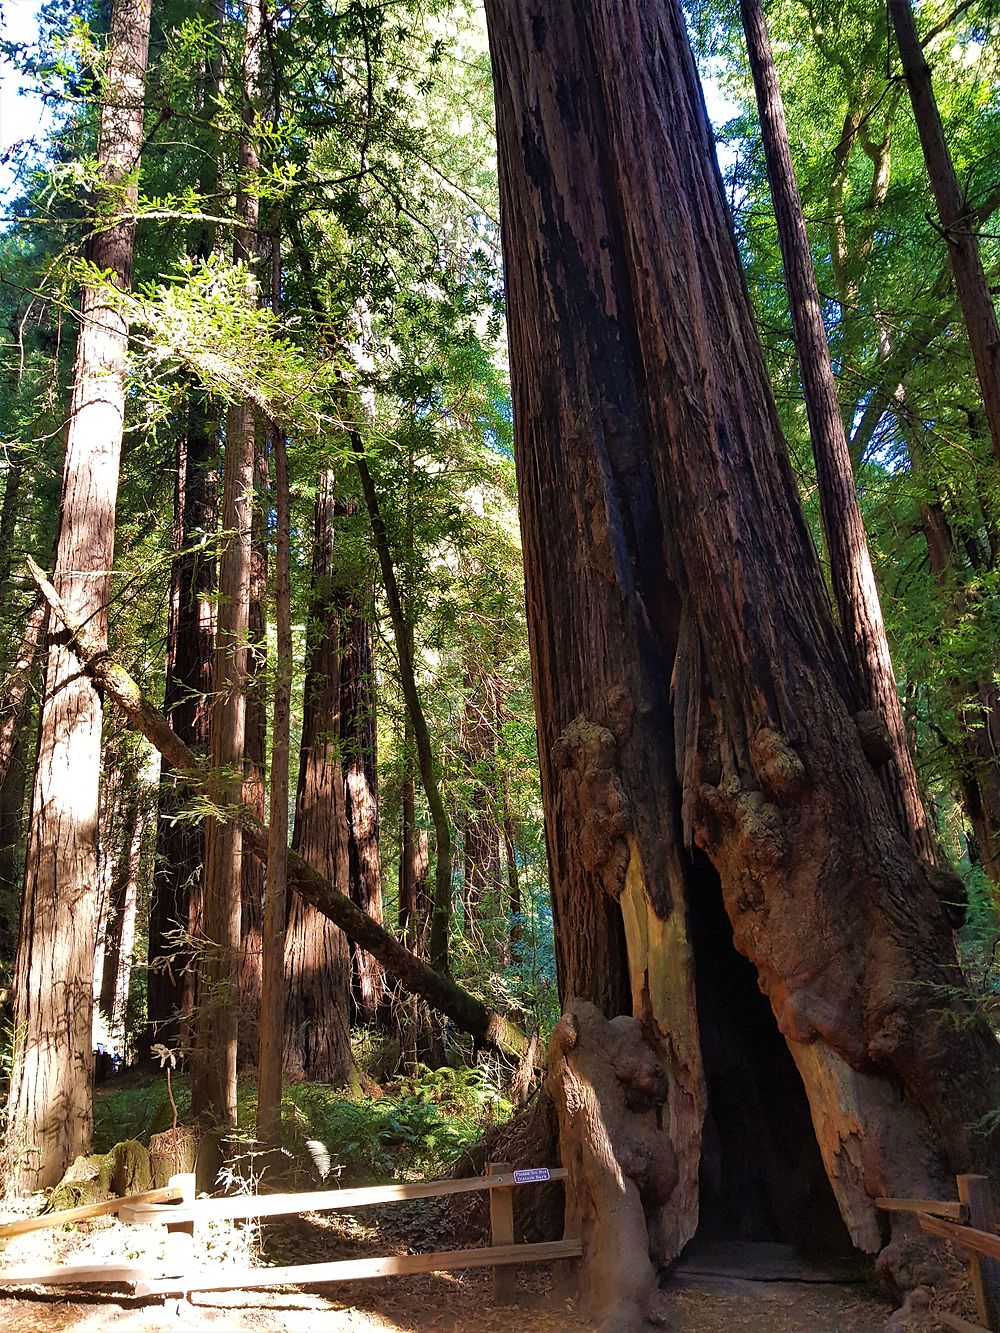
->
[548, 1001, 677, 1332]
[485, 0, 1000, 1291]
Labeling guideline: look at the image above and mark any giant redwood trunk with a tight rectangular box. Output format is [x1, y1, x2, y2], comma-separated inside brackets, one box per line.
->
[485, 0, 1000, 1287]
[5, 0, 152, 1191]
[283, 470, 352, 1084]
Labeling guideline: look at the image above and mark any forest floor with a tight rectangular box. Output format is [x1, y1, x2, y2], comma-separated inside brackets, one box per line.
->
[0, 1199, 969, 1333]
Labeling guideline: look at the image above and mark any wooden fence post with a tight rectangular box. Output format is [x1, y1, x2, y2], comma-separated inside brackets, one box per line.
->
[487, 1161, 517, 1305]
[957, 1175, 1000, 1330]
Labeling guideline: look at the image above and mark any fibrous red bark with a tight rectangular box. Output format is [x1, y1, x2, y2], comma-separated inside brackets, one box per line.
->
[5, 0, 152, 1191]
[485, 0, 1000, 1286]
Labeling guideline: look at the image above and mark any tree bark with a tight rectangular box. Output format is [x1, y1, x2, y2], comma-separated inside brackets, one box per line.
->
[283, 470, 352, 1085]
[340, 597, 386, 1023]
[257, 422, 291, 1144]
[5, 0, 152, 1192]
[887, 0, 1000, 467]
[740, 0, 935, 863]
[460, 673, 504, 938]
[147, 406, 216, 1054]
[0, 598, 46, 790]
[26, 552, 536, 1066]
[190, 0, 262, 1151]
[485, 0, 1000, 1288]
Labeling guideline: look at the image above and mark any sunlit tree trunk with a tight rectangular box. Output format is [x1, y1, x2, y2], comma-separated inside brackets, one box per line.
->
[190, 0, 262, 1153]
[340, 597, 386, 1023]
[740, 0, 935, 862]
[239, 431, 268, 1064]
[283, 470, 352, 1084]
[486, 0, 1000, 1294]
[887, 0, 1000, 467]
[460, 672, 504, 938]
[258, 418, 291, 1143]
[5, 0, 152, 1191]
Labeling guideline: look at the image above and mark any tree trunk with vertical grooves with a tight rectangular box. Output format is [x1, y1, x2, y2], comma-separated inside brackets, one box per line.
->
[5, 0, 152, 1191]
[190, 0, 261, 1152]
[147, 407, 216, 1055]
[886, 0, 1000, 467]
[485, 0, 1000, 1291]
[340, 598, 386, 1023]
[258, 420, 291, 1145]
[283, 470, 352, 1085]
[740, 0, 935, 864]
[0, 598, 46, 789]
[239, 429, 268, 1064]
[0, 728, 26, 962]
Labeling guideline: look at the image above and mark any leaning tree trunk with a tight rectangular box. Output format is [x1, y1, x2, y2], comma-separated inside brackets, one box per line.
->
[740, 0, 935, 862]
[485, 0, 1000, 1294]
[4, 0, 152, 1192]
[283, 470, 352, 1085]
[887, 0, 1000, 467]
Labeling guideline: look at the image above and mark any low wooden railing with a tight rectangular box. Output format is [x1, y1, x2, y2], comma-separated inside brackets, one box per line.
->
[0, 1162, 580, 1304]
[877, 1174, 1000, 1332]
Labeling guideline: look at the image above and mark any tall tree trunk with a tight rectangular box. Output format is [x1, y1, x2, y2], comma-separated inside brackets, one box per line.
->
[147, 408, 217, 1054]
[0, 598, 46, 789]
[502, 808, 522, 952]
[340, 597, 386, 1023]
[0, 728, 27, 964]
[5, 0, 152, 1192]
[190, 0, 261, 1152]
[740, 0, 935, 863]
[886, 0, 1000, 467]
[460, 673, 504, 938]
[352, 437, 454, 974]
[485, 0, 1000, 1292]
[283, 470, 352, 1085]
[239, 430, 268, 1064]
[258, 420, 291, 1144]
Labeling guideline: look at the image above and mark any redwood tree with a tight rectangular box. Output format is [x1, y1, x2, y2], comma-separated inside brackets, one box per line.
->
[485, 0, 1000, 1294]
[5, 0, 153, 1190]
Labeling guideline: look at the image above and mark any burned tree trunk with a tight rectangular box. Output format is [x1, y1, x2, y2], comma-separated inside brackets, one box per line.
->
[485, 0, 1000, 1288]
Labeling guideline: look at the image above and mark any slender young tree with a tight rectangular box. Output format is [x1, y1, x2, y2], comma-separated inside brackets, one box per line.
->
[887, 0, 1000, 467]
[739, 0, 935, 861]
[5, 0, 153, 1190]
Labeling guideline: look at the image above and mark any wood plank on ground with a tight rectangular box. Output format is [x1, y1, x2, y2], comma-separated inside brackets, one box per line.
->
[120, 1168, 568, 1227]
[937, 1312, 990, 1333]
[135, 1238, 584, 1296]
[0, 1262, 155, 1288]
[0, 1185, 184, 1239]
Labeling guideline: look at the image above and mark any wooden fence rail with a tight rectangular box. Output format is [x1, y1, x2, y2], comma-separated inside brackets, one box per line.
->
[877, 1174, 1000, 1332]
[0, 1163, 580, 1305]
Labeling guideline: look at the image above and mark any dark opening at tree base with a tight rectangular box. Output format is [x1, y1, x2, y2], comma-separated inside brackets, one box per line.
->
[688, 851, 855, 1257]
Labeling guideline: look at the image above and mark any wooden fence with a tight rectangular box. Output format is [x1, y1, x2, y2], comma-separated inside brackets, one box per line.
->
[0, 1162, 580, 1303]
[877, 1174, 1000, 1332]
